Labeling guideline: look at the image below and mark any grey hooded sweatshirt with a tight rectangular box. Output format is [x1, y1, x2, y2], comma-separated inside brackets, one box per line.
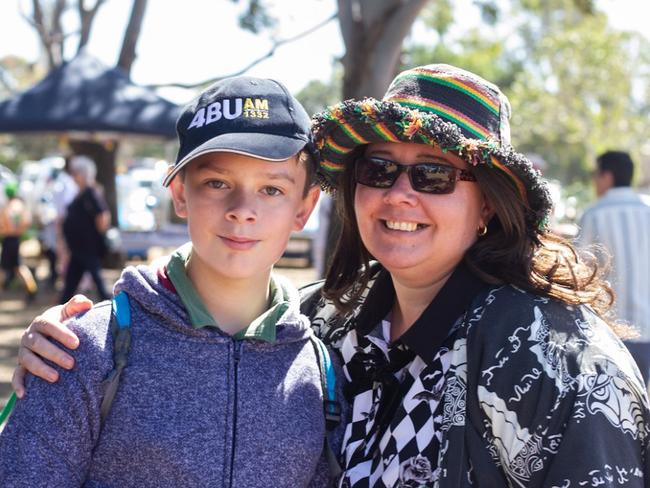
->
[0, 263, 342, 487]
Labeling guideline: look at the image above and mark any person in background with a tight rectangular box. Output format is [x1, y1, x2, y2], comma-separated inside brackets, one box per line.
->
[578, 150, 650, 388]
[38, 164, 78, 289]
[11, 65, 650, 486]
[0, 181, 37, 302]
[60, 155, 111, 303]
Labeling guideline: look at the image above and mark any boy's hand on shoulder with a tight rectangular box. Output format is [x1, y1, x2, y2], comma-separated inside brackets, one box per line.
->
[13, 295, 94, 398]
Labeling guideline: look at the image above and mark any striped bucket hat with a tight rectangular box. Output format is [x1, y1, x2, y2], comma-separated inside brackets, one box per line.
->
[312, 64, 552, 232]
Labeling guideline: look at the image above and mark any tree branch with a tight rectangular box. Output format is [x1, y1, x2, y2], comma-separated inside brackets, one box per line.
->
[77, 0, 108, 53]
[117, 0, 148, 74]
[146, 12, 337, 90]
[28, 0, 56, 69]
[51, 0, 67, 64]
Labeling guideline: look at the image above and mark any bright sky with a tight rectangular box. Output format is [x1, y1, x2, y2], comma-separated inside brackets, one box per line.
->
[0, 0, 344, 102]
[0, 0, 648, 104]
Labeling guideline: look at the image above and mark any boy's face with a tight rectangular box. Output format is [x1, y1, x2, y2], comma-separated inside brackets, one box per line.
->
[169, 151, 319, 283]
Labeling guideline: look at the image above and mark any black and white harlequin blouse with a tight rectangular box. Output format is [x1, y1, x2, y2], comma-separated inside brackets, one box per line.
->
[300, 263, 650, 488]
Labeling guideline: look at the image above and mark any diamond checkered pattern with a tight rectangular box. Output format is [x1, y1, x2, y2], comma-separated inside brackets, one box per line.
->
[339, 320, 452, 487]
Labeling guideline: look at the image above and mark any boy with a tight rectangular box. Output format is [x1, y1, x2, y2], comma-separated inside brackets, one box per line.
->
[0, 76, 338, 487]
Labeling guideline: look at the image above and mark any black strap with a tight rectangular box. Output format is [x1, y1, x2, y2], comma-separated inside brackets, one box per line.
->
[309, 334, 343, 480]
[99, 292, 132, 425]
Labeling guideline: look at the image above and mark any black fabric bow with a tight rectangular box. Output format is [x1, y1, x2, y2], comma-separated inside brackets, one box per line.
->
[344, 339, 416, 456]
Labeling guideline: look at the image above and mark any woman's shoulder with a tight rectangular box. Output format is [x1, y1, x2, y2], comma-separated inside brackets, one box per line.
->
[470, 284, 639, 382]
[466, 285, 650, 484]
[475, 284, 596, 332]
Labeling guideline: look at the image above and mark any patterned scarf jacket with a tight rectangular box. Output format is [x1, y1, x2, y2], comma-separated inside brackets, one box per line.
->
[301, 263, 650, 488]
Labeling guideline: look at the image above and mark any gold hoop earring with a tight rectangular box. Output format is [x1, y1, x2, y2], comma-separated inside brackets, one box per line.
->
[477, 225, 487, 237]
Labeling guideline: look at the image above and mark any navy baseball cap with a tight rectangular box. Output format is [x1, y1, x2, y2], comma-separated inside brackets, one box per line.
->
[163, 76, 312, 187]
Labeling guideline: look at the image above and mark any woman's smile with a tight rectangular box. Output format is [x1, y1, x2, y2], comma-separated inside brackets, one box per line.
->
[383, 220, 428, 232]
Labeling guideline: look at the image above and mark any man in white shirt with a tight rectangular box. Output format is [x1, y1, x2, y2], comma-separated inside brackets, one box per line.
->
[578, 151, 650, 387]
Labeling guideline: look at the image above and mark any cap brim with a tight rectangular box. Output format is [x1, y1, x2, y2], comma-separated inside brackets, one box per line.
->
[163, 132, 308, 186]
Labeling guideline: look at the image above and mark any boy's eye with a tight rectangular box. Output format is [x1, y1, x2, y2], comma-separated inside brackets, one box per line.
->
[262, 186, 284, 196]
[206, 180, 227, 189]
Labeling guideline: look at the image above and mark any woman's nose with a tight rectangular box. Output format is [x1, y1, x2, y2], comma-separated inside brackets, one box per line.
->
[382, 171, 418, 206]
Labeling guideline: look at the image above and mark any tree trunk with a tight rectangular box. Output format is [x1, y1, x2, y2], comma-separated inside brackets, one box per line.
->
[117, 0, 148, 74]
[31, 0, 58, 69]
[338, 0, 429, 98]
[324, 0, 430, 270]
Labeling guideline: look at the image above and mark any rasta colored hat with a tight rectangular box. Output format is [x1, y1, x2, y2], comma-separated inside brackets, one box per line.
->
[163, 76, 314, 187]
[311, 64, 553, 233]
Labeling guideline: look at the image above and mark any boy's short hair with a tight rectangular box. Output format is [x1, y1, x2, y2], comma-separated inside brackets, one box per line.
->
[597, 150, 634, 187]
[164, 76, 315, 188]
[298, 148, 318, 196]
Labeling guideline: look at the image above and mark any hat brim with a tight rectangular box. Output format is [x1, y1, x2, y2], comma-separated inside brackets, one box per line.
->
[311, 98, 552, 232]
[163, 132, 308, 187]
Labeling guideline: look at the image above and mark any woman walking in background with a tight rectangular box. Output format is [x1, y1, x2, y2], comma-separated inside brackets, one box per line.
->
[60, 155, 111, 303]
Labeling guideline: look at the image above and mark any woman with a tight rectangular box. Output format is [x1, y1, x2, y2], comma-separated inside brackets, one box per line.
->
[10, 64, 650, 486]
[60, 155, 111, 303]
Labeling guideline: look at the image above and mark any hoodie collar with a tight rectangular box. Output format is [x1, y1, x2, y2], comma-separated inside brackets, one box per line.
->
[165, 243, 292, 343]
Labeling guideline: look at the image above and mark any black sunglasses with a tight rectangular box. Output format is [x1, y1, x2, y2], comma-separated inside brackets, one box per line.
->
[354, 156, 477, 194]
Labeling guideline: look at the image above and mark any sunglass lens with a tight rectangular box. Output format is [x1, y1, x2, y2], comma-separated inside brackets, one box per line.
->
[356, 158, 397, 188]
[412, 164, 455, 194]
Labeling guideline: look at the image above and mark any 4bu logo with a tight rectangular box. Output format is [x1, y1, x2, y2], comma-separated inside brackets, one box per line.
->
[188, 98, 269, 129]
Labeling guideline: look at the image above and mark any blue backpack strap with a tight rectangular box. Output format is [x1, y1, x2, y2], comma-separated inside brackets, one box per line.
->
[100, 291, 132, 425]
[310, 335, 341, 430]
[309, 334, 342, 479]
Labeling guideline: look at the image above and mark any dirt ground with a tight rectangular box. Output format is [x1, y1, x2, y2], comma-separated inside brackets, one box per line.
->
[0, 256, 318, 413]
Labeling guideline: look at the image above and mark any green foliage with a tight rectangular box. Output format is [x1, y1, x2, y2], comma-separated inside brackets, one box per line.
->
[509, 15, 648, 183]
[401, 29, 522, 90]
[517, 0, 595, 15]
[0, 134, 61, 171]
[232, 0, 276, 33]
[0, 56, 46, 99]
[296, 74, 342, 117]
[421, 0, 455, 39]
[402, 1, 649, 195]
[474, 0, 500, 25]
